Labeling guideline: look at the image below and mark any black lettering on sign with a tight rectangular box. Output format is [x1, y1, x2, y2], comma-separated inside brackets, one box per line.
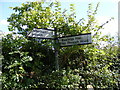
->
[75, 37, 81, 40]
[67, 38, 74, 41]
[67, 41, 79, 44]
[62, 39, 67, 41]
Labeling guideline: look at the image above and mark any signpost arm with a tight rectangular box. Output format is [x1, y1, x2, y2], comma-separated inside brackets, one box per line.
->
[54, 28, 59, 70]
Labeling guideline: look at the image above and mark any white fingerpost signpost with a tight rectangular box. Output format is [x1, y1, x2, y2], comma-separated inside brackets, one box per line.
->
[27, 28, 54, 39]
[27, 28, 92, 70]
[59, 33, 92, 47]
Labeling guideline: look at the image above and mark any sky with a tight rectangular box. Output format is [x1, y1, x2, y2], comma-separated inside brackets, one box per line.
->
[0, 0, 119, 37]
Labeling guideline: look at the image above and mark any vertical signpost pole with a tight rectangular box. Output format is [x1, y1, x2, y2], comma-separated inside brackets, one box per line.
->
[54, 28, 59, 70]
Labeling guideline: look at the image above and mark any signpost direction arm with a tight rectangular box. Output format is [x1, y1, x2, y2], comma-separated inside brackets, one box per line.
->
[54, 28, 59, 70]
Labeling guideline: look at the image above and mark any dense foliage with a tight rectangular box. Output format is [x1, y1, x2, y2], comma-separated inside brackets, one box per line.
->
[2, 1, 120, 89]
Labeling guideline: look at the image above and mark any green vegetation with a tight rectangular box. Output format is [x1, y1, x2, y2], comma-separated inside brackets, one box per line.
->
[2, 1, 120, 89]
